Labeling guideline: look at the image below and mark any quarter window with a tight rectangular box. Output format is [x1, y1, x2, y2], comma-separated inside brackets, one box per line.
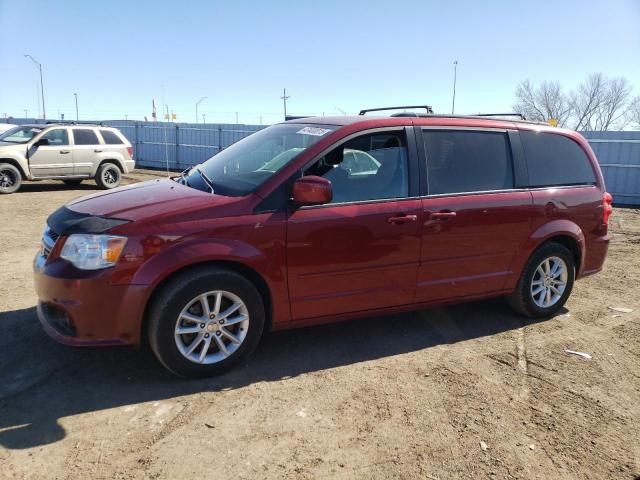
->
[520, 131, 596, 187]
[73, 129, 100, 145]
[40, 129, 69, 146]
[304, 131, 409, 203]
[100, 130, 124, 145]
[423, 130, 513, 194]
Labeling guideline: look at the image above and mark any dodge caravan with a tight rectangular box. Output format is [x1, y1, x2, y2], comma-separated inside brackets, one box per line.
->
[33, 108, 611, 377]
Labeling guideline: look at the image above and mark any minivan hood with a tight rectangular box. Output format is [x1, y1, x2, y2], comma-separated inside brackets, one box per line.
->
[67, 178, 240, 222]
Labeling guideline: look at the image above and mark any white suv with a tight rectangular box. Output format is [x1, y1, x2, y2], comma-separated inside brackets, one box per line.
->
[0, 123, 135, 194]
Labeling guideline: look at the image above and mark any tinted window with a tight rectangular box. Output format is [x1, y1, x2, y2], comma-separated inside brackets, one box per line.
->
[73, 129, 99, 145]
[304, 131, 409, 203]
[100, 130, 124, 144]
[521, 131, 596, 187]
[40, 128, 68, 146]
[423, 130, 513, 194]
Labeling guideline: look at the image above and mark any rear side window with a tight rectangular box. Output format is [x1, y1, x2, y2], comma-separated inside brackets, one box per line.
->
[73, 129, 99, 145]
[100, 130, 124, 145]
[423, 130, 513, 195]
[521, 132, 596, 187]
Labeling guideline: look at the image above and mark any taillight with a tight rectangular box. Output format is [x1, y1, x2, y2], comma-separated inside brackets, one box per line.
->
[127, 146, 133, 158]
[603, 192, 613, 225]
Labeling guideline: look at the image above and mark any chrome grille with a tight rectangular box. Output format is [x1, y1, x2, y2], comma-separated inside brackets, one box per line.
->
[42, 226, 58, 259]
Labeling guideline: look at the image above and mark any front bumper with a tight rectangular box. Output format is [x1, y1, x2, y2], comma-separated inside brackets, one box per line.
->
[34, 252, 148, 346]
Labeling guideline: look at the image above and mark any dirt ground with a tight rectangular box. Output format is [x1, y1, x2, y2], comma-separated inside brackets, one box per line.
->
[0, 171, 638, 480]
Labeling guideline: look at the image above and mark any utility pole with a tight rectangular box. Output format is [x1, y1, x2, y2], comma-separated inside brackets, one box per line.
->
[24, 109, 28, 118]
[202, 113, 206, 123]
[24, 54, 46, 119]
[451, 60, 458, 115]
[74, 93, 79, 121]
[280, 88, 290, 120]
[235, 112, 238, 124]
[195, 96, 207, 123]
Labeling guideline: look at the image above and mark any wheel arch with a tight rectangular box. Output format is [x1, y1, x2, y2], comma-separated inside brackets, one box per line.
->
[92, 158, 125, 176]
[0, 158, 28, 178]
[139, 260, 273, 346]
[506, 219, 586, 291]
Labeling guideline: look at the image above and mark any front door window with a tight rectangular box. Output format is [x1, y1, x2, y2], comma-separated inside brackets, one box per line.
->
[304, 131, 409, 203]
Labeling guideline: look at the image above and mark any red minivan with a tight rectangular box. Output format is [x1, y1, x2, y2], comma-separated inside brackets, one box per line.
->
[34, 109, 611, 377]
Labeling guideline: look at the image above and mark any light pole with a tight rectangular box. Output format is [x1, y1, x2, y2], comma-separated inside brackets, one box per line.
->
[280, 88, 290, 120]
[74, 93, 79, 121]
[195, 96, 207, 123]
[24, 109, 28, 118]
[24, 54, 46, 120]
[334, 107, 346, 116]
[451, 60, 458, 115]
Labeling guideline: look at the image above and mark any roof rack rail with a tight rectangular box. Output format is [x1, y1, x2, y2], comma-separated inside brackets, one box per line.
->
[359, 105, 434, 116]
[473, 113, 527, 120]
[45, 120, 105, 126]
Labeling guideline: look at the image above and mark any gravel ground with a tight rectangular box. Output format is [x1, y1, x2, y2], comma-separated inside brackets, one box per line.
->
[0, 171, 638, 479]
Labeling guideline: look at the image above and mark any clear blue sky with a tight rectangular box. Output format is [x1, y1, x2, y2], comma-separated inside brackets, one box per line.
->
[1, 0, 638, 124]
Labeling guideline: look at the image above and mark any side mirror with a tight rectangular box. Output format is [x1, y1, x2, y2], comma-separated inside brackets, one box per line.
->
[34, 138, 50, 146]
[292, 176, 332, 206]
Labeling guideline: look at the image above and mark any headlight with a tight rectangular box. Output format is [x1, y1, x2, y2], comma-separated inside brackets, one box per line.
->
[60, 234, 127, 270]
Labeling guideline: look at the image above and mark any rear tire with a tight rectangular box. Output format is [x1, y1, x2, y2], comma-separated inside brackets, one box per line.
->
[508, 242, 575, 318]
[95, 162, 121, 189]
[62, 179, 83, 186]
[148, 267, 266, 378]
[0, 163, 22, 194]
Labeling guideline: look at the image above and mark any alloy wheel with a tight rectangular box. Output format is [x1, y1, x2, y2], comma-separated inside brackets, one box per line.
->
[174, 290, 250, 364]
[0, 169, 16, 188]
[103, 168, 118, 185]
[530, 256, 568, 308]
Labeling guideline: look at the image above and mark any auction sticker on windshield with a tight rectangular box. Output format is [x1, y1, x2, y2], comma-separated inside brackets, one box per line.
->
[297, 127, 332, 136]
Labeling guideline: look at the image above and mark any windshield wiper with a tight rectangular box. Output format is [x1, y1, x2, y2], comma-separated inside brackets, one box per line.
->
[195, 166, 215, 193]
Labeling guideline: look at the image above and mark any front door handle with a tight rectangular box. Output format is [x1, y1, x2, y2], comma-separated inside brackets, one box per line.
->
[388, 214, 418, 225]
[430, 211, 457, 220]
[59, 150, 70, 154]
[94, 149, 103, 153]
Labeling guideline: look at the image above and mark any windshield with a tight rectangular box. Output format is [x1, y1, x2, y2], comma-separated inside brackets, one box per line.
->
[0, 126, 44, 144]
[180, 123, 337, 196]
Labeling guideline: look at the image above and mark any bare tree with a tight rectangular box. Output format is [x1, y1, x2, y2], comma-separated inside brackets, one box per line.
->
[513, 80, 572, 127]
[570, 73, 606, 131]
[592, 77, 631, 130]
[627, 96, 640, 129]
[514, 74, 634, 130]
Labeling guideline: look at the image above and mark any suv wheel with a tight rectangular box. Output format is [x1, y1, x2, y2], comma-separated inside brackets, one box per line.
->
[95, 163, 121, 189]
[0, 163, 22, 194]
[62, 179, 83, 186]
[508, 242, 575, 318]
[148, 268, 266, 377]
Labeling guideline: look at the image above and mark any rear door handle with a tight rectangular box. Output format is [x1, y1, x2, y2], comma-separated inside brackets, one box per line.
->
[59, 150, 70, 154]
[388, 214, 418, 224]
[430, 211, 457, 220]
[94, 149, 103, 153]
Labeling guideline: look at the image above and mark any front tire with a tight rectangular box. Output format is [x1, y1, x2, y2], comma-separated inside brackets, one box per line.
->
[0, 163, 22, 194]
[508, 242, 575, 318]
[95, 162, 121, 189]
[148, 268, 266, 378]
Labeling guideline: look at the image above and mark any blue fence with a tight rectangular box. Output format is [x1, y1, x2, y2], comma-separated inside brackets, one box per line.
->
[582, 131, 640, 206]
[2, 118, 265, 171]
[2, 119, 639, 205]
